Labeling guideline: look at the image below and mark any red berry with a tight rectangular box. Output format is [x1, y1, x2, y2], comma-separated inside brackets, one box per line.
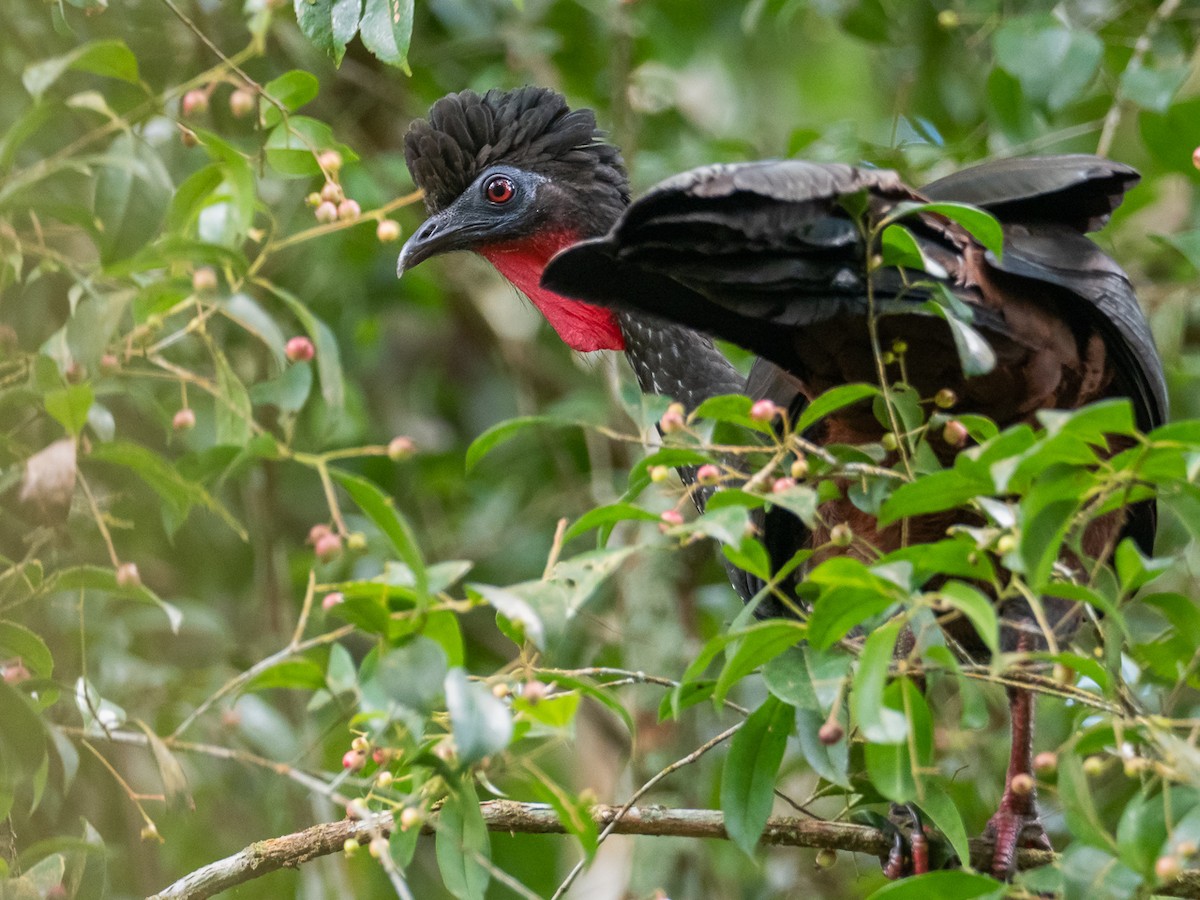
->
[286, 336, 315, 362]
[342, 749, 365, 771]
[173, 408, 196, 431]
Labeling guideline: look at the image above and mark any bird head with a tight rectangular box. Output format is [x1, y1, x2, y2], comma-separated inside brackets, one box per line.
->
[398, 87, 630, 352]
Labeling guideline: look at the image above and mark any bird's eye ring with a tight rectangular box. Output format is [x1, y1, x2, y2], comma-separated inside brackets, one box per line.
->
[484, 175, 515, 204]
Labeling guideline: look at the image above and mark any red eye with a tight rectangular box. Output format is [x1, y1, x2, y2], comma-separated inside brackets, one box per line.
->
[485, 175, 515, 204]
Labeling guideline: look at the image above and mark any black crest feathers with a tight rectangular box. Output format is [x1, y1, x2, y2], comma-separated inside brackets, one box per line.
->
[404, 87, 629, 216]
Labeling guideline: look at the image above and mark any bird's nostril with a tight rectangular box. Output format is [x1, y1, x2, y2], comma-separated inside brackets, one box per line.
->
[417, 220, 440, 241]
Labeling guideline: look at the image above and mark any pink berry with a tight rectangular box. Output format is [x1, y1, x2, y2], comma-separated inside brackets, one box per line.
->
[695, 464, 720, 485]
[659, 403, 686, 433]
[818, 720, 844, 745]
[337, 199, 361, 221]
[387, 436, 416, 461]
[318, 150, 343, 173]
[286, 336, 315, 362]
[308, 523, 332, 545]
[376, 219, 402, 242]
[3, 661, 31, 685]
[315, 533, 342, 562]
[750, 399, 780, 422]
[772, 476, 797, 494]
[181, 89, 208, 117]
[942, 419, 969, 447]
[173, 408, 196, 431]
[116, 562, 141, 588]
[100, 353, 120, 374]
[342, 749, 365, 771]
[322, 592, 344, 611]
[1193, 146, 1200, 171]
[228, 88, 255, 119]
[658, 509, 684, 533]
[314, 201, 338, 223]
[192, 267, 218, 293]
[319, 182, 343, 203]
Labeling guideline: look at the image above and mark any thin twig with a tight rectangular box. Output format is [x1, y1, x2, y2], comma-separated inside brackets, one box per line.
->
[1096, 0, 1184, 156]
[551, 721, 744, 899]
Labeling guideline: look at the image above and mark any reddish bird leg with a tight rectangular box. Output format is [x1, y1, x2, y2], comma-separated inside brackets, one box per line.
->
[983, 683, 1053, 877]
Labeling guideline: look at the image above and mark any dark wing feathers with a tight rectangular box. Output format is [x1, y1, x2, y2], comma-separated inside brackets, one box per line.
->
[921, 155, 1140, 233]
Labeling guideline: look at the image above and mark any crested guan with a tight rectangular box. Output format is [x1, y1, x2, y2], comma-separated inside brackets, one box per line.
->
[396, 86, 1168, 878]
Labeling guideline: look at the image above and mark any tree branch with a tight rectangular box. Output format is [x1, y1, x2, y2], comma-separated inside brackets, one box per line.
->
[148, 799, 1200, 900]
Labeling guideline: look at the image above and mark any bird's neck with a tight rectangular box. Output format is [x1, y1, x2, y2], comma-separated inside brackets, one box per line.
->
[480, 232, 625, 352]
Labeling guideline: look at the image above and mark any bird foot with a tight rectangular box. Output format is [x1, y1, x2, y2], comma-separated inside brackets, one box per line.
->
[981, 807, 1052, 879]
[882, 803, 931, 879]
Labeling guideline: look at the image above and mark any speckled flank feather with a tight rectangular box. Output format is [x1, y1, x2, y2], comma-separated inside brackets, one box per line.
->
[404, 87, 630, 218]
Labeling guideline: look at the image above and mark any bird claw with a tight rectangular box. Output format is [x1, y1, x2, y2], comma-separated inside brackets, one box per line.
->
[981, 808, 1052, 879]
[882, 803, 931, 879]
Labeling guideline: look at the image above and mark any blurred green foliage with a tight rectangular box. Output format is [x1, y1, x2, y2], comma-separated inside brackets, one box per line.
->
[1, 0, 1200, 898]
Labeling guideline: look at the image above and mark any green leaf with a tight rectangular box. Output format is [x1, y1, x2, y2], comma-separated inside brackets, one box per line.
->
[132, 720, 191, 810]
[797, 383, 881, 433]
[258, 282, 345, 411]
[795, 706, 850, 787]
[94, 132, 173, 265]
[212, 346, 253, 447]
[359, 0, 414, 73]
[864, 678, 931, 801]
[1115, 788, 1172, 878]
[763, 646, 850, 712]
[714, 620, 806, 703]
[263, 116, 358, 177]
[44, 384, 93, 436]
[166, 164, 224, 233]
[866, 871, 1002, 899]
[45, 566, 182, 632]
[889, 201, 1004, 260]
[692, 393, 753, 423]
[1057, 749, 1117, 852]
[720, 696, 792, 857]
[359, 638, 446, 715]
[0, 622, 53, 679]
[878, 469, 985, 526]
[918, 784, 971, 870]
[1121, 65, 1189, 114]
[851, 620, 907, 743]
[469, 583, 545, 650]
[994, 17, 1103, 112]
[919, 298, 996, 376]
[292, 0, 362, 66]
[465, 415, 579, 472]
[88, 441, 246, 540]
[23, 40, 139, 99]
[331, 469, 427, 599]
[243, 658, 327, 692]
[525, 773, 598, 859]
[936, 581, 999, 656]
[445, 667, 513, 766]
[436, 779, 491, 900]
[563, 503, 661, 543]
[261, 70, 320, 128]
[880, 223, 927, 271]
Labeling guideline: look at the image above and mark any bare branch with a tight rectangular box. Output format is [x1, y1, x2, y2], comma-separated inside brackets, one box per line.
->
[148, 800, 1169, 900]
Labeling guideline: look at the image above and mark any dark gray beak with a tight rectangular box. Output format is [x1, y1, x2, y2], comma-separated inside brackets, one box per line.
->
[397, 207, 481, 277]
